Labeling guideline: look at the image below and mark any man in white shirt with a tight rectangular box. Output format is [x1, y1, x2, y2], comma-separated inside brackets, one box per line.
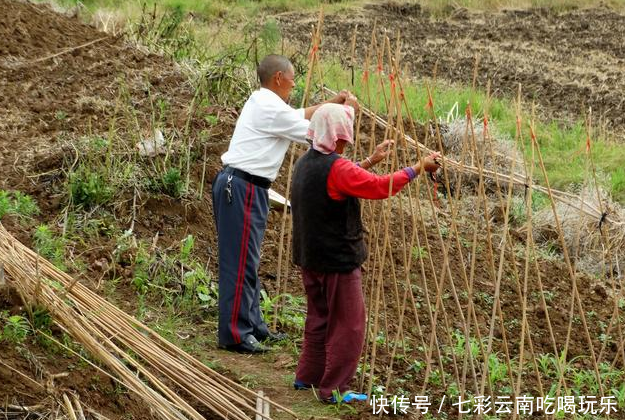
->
[212, 54, 357, 353]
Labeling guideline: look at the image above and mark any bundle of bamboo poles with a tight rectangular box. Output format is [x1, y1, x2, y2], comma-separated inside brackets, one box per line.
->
[0, 223, 296, 420]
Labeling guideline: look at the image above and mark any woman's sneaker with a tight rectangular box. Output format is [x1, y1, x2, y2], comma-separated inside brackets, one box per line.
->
[322, 392, 367, 404]
[293, 379, 313, 390]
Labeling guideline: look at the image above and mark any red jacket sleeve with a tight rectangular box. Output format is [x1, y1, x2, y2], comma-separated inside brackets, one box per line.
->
[327, 157, 412, 200]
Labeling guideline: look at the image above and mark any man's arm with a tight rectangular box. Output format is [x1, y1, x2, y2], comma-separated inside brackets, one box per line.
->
[303, 91, 359, 120]
[303, 104, 322, 120]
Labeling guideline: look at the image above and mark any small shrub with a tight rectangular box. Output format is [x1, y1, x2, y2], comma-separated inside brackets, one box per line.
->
[160, 167, 185, 198]
[0, 190, 39, 219]
[12, 192, 39, 218]
[69, 166, 114, 207]
[2, 314, 30, 344]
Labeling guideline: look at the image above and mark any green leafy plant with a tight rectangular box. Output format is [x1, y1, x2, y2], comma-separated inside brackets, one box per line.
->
[69, 165, 114, 207]
[2, 314, 30, 343]
[411, 246, 428, 260]
[180, 234, 195, 263]
[409, 359, 425, 373]
[12, 192, 39, 218]
[0, 190, 39, 219]
[132, 244, 152, 294]
[612, 383, 625, 408]
[537, 353, 555, 378]
[329, 390, 356, 413]
[161, 167, 185, 198]
[196, 283, 217, 308]
[261, 291, 305, 331]
[205, 114, 219, 125]
[55, 110, 68, 120]
[428, 369, 443, 386]
[487, 353, 509, 385]
[33, 225, 66, 270]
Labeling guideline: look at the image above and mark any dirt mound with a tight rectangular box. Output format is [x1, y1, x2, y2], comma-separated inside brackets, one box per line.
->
[278, 4, 625, 134]
[0, 0, 222, 414]
[0, 0, 196, 192]
[0, 0, 227, 285]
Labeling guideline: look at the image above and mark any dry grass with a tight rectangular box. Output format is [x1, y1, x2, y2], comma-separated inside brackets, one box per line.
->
[438, 117, 526, 195]
[532, 185, 625, 278]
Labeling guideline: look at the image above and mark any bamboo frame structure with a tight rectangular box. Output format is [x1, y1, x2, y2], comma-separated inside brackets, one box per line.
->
[292, 22, 625, 419]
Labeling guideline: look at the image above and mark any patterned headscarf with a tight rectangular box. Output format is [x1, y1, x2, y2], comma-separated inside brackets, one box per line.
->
[307, 103, 355, 154]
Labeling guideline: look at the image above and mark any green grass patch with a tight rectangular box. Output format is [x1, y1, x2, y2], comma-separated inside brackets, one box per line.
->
[0, 190, 39, 220]
[41, 0, 625, 21]
[43, 0, 355, 19]
[33, 224, 68, 271]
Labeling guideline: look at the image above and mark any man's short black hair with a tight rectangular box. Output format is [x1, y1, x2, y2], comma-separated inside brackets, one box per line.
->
[257, 54, 293, 85]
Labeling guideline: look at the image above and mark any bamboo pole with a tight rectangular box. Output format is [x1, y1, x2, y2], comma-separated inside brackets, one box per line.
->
[531, 121, 605, 399]
[322, 87, 619, 225]
[273, 9, 324, 330]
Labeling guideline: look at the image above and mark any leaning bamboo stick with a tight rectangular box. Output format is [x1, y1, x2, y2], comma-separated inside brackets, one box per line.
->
[531, 122, 605, 399]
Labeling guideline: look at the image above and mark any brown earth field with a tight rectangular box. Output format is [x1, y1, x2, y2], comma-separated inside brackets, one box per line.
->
[278, 2, 625, 136]
[1, 1, 624, 419]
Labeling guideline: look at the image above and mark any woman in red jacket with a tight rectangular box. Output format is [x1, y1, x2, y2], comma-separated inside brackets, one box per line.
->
[290, 103, 440, 403]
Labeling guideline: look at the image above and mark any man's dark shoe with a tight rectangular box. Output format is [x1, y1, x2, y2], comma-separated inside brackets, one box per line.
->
[258, 330, 288, 343]
[220, 336, 269, 354]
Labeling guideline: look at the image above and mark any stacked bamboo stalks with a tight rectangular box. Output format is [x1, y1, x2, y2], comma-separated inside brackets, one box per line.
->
[0, 224, 296, 420]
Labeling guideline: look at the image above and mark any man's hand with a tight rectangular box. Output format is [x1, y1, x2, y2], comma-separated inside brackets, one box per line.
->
[344, 93, 359, 114]
[330, 90, 351, 104]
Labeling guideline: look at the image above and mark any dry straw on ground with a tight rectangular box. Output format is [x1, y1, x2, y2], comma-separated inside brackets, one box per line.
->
[438, 117, 526, 194]
[532, 185, 625, 278]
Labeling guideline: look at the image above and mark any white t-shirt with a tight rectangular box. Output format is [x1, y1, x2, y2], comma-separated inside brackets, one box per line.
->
[221, 88, 310, 181]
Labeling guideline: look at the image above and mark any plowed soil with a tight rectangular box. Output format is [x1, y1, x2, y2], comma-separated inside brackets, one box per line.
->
[0, 0, 199, 191]
[278, 3, 625, 135]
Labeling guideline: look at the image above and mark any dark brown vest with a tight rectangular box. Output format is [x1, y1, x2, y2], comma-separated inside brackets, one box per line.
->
[291, 149, 367, 272]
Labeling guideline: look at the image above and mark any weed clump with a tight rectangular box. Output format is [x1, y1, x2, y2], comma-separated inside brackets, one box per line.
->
[33, 225, 67, 271]
[69, 166, 114, 208]
[0, 190, 39, 220]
